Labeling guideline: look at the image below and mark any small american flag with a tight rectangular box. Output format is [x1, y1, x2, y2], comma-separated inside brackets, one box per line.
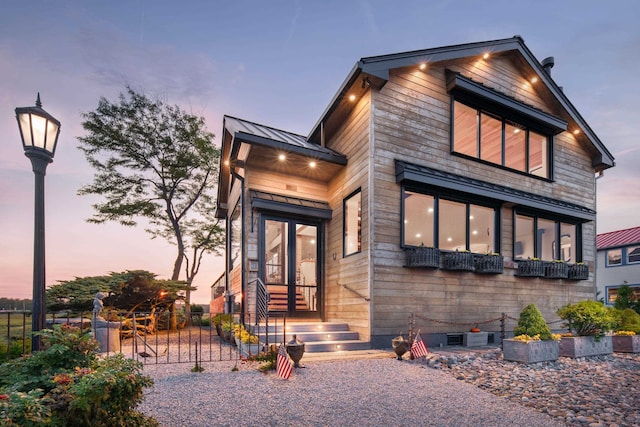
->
[276, 344, 292, 379]
[411, 331, 429, 358]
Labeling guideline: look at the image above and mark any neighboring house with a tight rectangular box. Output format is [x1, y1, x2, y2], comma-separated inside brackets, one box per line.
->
[215, 36, 614, 348]
[596, 226, 640, 306]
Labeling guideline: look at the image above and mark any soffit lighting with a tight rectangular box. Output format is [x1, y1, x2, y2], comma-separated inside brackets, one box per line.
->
[309, 161, 317, 168]
[419, 63, 427, 70]
[278, 153, 286, 161]
[348, 94, 356, 102]
[483, 53, 490, 60]
[531, 76, 538, 84]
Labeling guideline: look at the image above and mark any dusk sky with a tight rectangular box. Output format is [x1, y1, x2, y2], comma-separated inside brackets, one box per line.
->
[1, 1, 639, 304]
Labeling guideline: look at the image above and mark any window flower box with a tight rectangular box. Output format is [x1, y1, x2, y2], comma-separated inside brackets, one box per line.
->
[545, 261, 569, 279]
[441, 251, 474, 271]
[474, 254, 504, 274]
[405, 246, 440, 268]
[515, 259, 544, 277]
[567, 263, 589, 280]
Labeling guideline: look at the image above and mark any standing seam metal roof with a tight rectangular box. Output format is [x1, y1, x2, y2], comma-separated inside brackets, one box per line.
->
[596, 226, 640, 250]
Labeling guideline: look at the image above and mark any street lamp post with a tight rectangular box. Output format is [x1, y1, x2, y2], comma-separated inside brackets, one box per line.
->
[15, 93, 61, 352]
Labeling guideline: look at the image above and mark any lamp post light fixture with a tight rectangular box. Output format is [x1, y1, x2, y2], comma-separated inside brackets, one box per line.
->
[15, 93, 61, 352]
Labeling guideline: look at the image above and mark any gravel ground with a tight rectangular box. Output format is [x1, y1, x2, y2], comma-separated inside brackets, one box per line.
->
[138, 352, 564, 427]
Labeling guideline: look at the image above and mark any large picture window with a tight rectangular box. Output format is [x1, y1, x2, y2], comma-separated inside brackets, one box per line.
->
[344, 189, 361, 256]
[453, 100, 550, 178]
[514, 213, 579, 262]
[403, 189, 498, 254]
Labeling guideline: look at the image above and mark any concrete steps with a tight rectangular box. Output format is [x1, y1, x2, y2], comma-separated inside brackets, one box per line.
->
[251, 321, 370, 353]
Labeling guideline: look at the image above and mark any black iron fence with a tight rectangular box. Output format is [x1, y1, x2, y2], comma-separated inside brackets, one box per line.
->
[1, 310, 242, 365]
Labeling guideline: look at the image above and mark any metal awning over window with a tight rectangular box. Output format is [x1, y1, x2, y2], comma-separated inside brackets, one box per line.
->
[395, 160, 595, 221]
[249, 190, 332, 219]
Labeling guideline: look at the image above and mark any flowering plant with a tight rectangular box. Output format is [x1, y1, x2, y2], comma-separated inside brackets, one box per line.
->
[614, 330, 636, 336]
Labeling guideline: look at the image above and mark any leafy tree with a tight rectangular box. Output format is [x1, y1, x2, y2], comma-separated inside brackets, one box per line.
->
[77, 87, 224, 320]
[46, 270, 187, 316]
[613, 282, 640, 313]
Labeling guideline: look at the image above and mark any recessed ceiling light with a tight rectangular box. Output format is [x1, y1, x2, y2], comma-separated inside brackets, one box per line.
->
[419, 63, 427, 70]
[348, 94, 356, 102]
[278, 153, 286, 161]
[531, 76, 538, 83]
[483, 53, 490, 59]
[573, 129, 581, 135]
[309, 161, 317, 168]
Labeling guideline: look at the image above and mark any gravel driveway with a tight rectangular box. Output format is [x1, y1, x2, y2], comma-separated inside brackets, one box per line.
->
[139, 354, 563, 427]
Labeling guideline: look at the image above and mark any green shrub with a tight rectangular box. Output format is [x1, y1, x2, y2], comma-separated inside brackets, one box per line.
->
[0, 338, 31, 361]
[211, 313, 234, 326]
[0, 324, 157, 426]
[513, 304, 552, 340]
[557, 300, 616, 339]
[613, 308, 640, 334]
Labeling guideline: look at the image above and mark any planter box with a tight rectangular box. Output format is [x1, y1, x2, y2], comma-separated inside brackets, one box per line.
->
[545, 262, 569, 279]
[463, 331, 488, 347]
[559, 336, 612, 358]
[234, 336, 263, 356]
[442, 251, 474, 271]
[405, 247, 440, 268]
[567, 264, 589, 280]
[612, 335, 640, 353]
[516, 260, 545, 277]
[474, 254, 504, 274]
[503, 339, 559, 363]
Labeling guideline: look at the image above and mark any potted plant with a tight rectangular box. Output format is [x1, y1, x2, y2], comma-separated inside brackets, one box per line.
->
[545, 260, 569, 279]
[611, 308, 640, 353]
[474, 252, 504, 274]
[556, 300, 616, 357]
[441, 250, 474, 271]
[405, 244, 440, 268]
[515, 258, 545, 277]
[503, 304, 560, 363]
[567, 262, 589, 280]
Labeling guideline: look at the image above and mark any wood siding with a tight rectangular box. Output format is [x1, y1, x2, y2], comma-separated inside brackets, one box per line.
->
[369, 56, 597, 339]
[324, 92, 372, 340]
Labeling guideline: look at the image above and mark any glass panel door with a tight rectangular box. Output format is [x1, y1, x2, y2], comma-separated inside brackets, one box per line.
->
[263, 218, 319, 316]
[295, 224, 317, 314]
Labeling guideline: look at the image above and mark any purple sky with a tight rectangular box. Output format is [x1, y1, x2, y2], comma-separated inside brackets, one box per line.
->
[1, 1, 639, 303]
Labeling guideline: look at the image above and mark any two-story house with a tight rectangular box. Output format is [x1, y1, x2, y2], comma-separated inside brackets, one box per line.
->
[215, 36, 614, 349]
[596, 226, 640, 305]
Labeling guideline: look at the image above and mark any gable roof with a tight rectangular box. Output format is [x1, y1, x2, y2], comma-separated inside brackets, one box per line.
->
[308, 36, 614, 172]
[597, 226, 640, 250]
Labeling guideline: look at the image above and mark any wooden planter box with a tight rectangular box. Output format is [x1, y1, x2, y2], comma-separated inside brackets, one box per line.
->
[516, 259, 545, 277]
[545, 262, 569, 279]
[559, 336, 612, 358]
[503, 339, 559, 363]
[612, 335, 640, 353]
[442, 251, 474, 271]
[474, 254, 504, 274]
[567, 264, 589, 280]
[405, 247, 440, 268]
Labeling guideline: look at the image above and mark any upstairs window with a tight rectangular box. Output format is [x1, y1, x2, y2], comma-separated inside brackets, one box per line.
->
[453, 100, 550, 178]
[627, 246, 640, 264]
[607, 249, 622, 266]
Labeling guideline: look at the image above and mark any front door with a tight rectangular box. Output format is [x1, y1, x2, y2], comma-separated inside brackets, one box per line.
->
[262, 217, 320, 317]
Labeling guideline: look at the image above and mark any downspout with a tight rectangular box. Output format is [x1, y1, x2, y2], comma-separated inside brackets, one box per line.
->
[231, 167, 246, 322]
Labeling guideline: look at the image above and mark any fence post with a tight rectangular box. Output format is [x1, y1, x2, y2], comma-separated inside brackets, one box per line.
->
[500, 312, 506, 349]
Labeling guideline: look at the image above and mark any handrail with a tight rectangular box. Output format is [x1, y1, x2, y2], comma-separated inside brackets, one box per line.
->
[339, 283, 370, 302]
[248, 278, 270, 326]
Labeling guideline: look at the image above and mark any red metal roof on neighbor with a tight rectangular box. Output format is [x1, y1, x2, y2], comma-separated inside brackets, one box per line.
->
[597, 226, 640, 250]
